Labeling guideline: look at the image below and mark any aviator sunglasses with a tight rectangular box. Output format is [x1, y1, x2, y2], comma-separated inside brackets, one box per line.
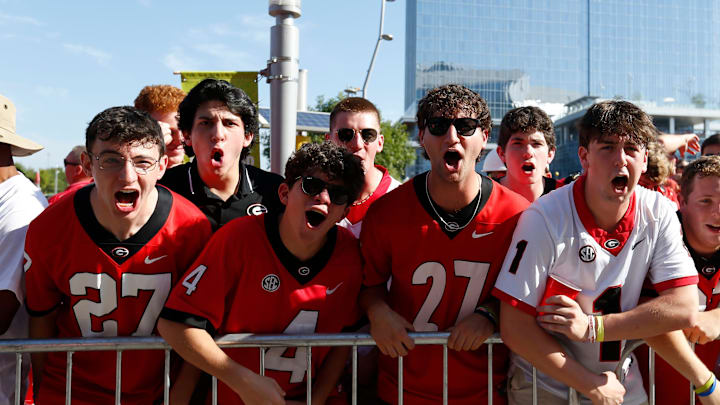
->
[296, 176, 351, 205]
[426, 117, 481, 137]
[336, 128, 378, 144]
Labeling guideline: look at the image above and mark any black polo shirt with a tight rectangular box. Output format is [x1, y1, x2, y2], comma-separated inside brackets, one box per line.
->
[159, 160, 284, 231]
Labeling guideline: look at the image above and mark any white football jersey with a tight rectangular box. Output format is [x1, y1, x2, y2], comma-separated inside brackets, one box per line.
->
[493, 176, 696, 405]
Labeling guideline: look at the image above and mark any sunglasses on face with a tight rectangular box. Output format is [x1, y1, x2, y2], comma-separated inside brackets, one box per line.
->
[425, 117, 481, 137]
[295, 176, 351, 205]
[336, 128, 378, 144]
[63, 159, 80, 166]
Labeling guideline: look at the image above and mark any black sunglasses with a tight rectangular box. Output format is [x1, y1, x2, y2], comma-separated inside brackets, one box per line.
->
[425, 117, 481, 137]
[296, 176, 351, 205]
[63, 159, 81, 166]
[336, 128, 378, 144]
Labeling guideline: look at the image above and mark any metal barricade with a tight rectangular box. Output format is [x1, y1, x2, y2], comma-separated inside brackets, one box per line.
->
[0, 333, 686, 405]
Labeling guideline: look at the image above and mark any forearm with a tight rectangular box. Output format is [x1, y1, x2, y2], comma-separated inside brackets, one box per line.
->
[646, 331, 711, 387]
[29, 310, 59, 390]
[310, 346, 350, 405]
[157, 318, 252, 388]
[358, 285, 390, 321]
[169, 361, 203, 405]
[602, 285, 697, 341]
[500, 303, 606, 398]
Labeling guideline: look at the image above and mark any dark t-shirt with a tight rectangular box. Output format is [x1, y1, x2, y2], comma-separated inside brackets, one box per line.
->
[159, 160, 284, 231]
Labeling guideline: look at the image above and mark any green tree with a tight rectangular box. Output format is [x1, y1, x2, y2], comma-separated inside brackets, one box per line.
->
[38, 167, 67, 195]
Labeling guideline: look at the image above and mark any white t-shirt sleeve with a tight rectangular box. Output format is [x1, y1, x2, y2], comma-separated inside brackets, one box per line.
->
[493, 207, 557, 314]
[648, 200, 697, 290]
[0, 219, 31, 302]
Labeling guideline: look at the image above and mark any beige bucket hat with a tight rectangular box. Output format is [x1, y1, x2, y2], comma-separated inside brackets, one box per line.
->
[0, 94, 44, 157]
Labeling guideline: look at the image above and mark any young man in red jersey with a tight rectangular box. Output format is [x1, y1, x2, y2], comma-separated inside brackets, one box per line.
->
[25, 106, 212, 405]
[359, 84, 529, 404]
[158, 141, 364, 404]
[325, 97, 400, 238]
[496, 106, 572, 202]
[493, 100, 699, 405]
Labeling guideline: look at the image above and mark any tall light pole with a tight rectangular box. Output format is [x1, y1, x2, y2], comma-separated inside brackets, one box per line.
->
[268, 0, 301, 175]
[362, 0, 394, 99]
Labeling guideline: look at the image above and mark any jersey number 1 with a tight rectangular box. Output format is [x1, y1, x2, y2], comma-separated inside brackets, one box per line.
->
[412, 261, 490, 331]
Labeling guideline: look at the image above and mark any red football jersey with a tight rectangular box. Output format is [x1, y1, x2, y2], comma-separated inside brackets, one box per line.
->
[24, 185, 212, 405]
[161, 213, 363, 404]
[360, 173, 529, 405]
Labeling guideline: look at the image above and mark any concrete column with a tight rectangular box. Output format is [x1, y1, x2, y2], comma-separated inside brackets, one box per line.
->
[668, 117, 675, 134]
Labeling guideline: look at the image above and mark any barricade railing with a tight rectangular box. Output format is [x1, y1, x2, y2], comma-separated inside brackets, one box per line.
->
[0, 333, 687, 405]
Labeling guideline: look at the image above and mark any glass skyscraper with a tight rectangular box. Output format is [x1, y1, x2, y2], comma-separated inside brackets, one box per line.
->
[404, 0, 720, 175]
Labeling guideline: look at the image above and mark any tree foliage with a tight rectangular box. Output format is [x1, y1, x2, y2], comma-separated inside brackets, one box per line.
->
[15, 162, 67, 195]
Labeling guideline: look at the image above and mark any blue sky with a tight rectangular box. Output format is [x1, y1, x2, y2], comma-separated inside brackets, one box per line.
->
[1, 0, 406, 169]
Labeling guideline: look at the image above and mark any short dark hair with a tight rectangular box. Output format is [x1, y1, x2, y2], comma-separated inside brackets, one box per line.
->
[416, 84, 491, 132]
[86, 106, 165, 155]
[701, 133, 720, 155]
[680, 155, 720, 201]
[577, 100, 656, 149]
[178, 79, 258, 160]
[329, 97, 381, 129]
[498, 106, 555, 151]
[284, 141, 364, 205]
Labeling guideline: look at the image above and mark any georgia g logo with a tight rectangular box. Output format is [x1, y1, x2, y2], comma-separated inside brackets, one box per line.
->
[111, 247, 130, 258]
[579, 245, 596, 263]
[247, 203, 268, 216]
[702, 265, 716, 276]
[604, 239, 620, 250]
[262, 274, 280, 292]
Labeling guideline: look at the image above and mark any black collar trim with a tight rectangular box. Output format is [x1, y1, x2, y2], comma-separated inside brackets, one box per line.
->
[188, 159, 252, 201]
[542, 176, 558, 196]
[263, 212, 337, 285]
[74, 185, 173, 265]
[413, 171, 492, 239]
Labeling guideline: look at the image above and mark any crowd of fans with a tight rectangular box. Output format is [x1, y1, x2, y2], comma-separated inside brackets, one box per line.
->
[1, 80, 720, 405]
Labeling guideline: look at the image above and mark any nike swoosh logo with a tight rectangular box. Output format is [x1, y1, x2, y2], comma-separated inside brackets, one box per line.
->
[326, 282, 343, 295]
[472, 231, 494, 239]
[144, 255, 167, 265]
[632, 238, 645, 250]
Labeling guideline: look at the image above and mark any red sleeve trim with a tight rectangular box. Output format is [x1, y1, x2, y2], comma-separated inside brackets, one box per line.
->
[492, 288, 538, 316]
[653, 275, 698, 292]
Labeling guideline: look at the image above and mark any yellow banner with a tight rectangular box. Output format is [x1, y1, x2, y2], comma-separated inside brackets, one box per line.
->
[177, 71, 260, 167]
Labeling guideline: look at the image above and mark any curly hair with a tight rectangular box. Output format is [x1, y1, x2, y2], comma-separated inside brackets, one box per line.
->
[284, 141, 364, 205]
[86, 106, 165, 155]
[680, 155, 720, 200]
[134, 85, 185, 114]
[178, 79, 258, 160]
[416, 84, 491, 132]
[329, 97, 381, 129]
[498, 106, 555, 151]
[577, 100, 656, 149]
[642, 140, 673, 185]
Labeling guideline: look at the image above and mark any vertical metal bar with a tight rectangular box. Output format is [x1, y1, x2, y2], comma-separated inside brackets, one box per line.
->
[212, 376, 218, 405]
[649, 346, 655, 405]
[65, 351, 73, 405]
[14, 353, 21, 405]
[115, 350, 122, 405]
[488, 343, 493, 405]
[568, 387, 578, 404]
[260, 347, 266, 376]
[397, 356, 403, 405]
[352, 345, 357, 405]
[690, 343, 696, 405]
[164, 349, 170, 405]
[532, 366, 537, 405]
[306, 346, 312, 405]
[443, 344, 448, 405]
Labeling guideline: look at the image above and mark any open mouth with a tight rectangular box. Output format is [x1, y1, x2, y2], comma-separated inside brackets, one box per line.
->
[521, 163, 535, 174]
[611, 175, 628, 193]
[444, 151, 461, 171]
[706, 224, 720, 233]
[305, 210, 327, 228]
[115, 190, 139, 212]
[210, 149, 224, 167]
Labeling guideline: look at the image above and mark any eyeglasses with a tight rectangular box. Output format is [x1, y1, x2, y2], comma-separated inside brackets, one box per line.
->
[63, 159, 81, 166]
[88, 152, 159, 175]
[295, 176, 351, 205]
[425, 117, 481, 137]
[336, 128, 378, 144]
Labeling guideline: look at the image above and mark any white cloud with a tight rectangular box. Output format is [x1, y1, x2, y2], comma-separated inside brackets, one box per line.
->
[0, 12, 43, 26]
[192, 43, 254, 68]
[62, 43, 111, 66]
[162, 46, 201, 71]
[34, 85, 68, 99]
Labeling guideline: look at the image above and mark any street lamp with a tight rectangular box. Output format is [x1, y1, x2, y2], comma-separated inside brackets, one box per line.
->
[344, 87, 361, 97]
[362, 0, 394, 99]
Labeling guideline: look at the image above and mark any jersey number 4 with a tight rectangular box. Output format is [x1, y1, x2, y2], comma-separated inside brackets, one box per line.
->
[412, 261, 490, 331]
[264, 310, 319, 383]
[69, 272, 171, 337]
